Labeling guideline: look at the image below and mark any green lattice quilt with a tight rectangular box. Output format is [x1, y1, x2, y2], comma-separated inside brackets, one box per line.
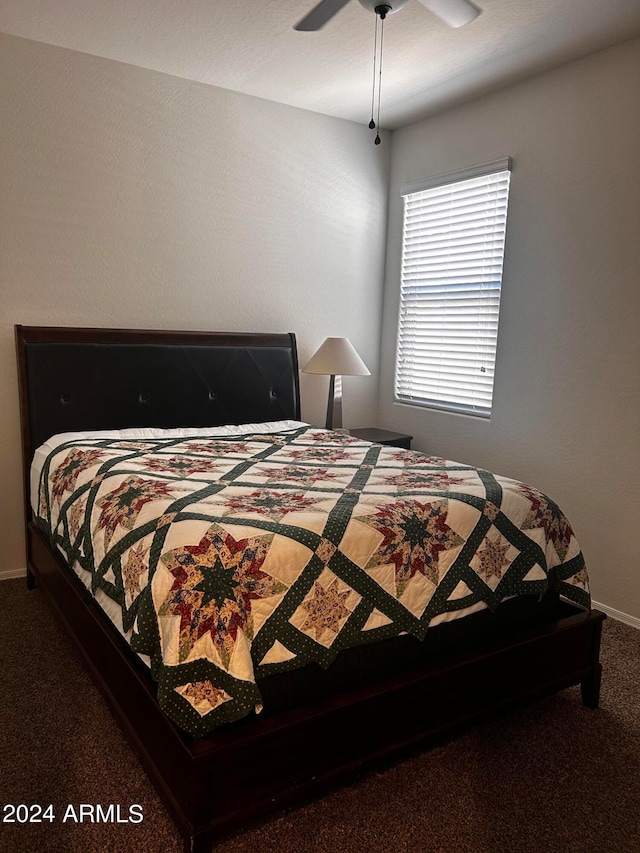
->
[34, 423, 590, 735]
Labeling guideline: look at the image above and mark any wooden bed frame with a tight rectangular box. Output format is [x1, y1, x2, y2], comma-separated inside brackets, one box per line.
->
[15, 324, 605, 853]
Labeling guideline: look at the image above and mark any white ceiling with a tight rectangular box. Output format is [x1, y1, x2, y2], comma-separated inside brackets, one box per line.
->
[2, 0, 640, 129]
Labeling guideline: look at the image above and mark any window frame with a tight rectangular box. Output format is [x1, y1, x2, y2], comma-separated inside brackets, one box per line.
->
[394, 157, 512, 419]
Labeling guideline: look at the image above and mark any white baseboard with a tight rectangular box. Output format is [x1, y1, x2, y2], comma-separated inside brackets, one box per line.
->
[0, 568, 27, 581]
[592, 599, 640, 630]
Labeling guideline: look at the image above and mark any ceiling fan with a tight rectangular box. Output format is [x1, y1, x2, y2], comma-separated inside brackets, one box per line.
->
[295, 0, 482, 32]
[295, 0, 482, 143]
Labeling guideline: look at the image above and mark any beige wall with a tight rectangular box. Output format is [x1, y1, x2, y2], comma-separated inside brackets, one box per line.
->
[380, 38, 640, 620]
[0, 33, 389, 576]
[2, 32, 639, 623]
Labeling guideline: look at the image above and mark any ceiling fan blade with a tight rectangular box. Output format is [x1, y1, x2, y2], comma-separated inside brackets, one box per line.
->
[294, 0, 353, 31]
[417, 0, 481, 28]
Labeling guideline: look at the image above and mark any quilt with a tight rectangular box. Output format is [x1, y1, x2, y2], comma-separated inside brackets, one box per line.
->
[34, 424, 590, 735]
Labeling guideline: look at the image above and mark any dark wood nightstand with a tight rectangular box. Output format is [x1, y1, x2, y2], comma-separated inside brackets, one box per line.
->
[349, 428, 413, 449]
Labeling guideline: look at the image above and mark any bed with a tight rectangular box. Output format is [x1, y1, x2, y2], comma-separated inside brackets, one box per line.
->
[15, 324, 605, 853]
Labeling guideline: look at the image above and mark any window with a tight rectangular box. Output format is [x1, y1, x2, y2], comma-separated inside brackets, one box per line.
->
[395, 158, 512, 418]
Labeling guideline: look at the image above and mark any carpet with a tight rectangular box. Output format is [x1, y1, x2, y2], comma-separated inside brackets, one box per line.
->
[1, 578, 638, 853]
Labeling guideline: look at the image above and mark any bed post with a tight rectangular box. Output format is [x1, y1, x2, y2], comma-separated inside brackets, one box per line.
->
[580, 611, 605, 708]
[14, 325, 36, 590]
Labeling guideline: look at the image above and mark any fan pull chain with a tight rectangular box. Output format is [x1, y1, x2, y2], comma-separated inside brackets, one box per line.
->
[369, 7, 387, 144]
[374, 15, 385, 144]
[369, 15, 379, 130]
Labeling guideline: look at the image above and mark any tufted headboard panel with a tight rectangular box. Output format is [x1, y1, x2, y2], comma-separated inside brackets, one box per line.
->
[15, 325, 301, 518]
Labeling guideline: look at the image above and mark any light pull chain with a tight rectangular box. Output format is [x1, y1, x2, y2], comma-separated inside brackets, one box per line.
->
[369, 15, 379, 130]
[369, 7, 387, 145]
[374, 15, 385, 144]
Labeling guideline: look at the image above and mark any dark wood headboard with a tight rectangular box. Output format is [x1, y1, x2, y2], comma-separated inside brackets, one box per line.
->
[15, 325, 301, 523]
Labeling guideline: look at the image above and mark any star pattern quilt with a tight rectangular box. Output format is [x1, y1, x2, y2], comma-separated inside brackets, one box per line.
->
[34, 424, 590, 735]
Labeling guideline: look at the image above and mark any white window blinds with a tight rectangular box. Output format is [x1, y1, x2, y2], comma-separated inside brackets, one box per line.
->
[395, 159, 512, 418]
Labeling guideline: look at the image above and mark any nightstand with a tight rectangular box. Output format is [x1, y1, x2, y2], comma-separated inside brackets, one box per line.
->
[349, 428, 413, 449]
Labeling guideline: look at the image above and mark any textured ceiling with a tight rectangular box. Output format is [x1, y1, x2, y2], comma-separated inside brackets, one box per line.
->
[2, 0, 640, 129]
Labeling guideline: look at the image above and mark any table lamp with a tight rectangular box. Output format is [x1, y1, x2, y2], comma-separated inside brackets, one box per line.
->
[302, 337, 370, 430]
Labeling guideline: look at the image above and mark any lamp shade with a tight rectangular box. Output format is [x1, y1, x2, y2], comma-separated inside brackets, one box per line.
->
[302, 338, 370, 376]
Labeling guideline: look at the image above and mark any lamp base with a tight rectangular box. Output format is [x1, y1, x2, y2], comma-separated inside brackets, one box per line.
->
[326, 374, 343, 430]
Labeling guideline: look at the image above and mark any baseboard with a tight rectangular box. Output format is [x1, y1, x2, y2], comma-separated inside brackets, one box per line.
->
[592, 599, 640, 631]
[0, 568, 27, 581]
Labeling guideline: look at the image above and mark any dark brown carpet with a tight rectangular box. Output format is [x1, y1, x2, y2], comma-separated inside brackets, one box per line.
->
[1, 577, 639, 853]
